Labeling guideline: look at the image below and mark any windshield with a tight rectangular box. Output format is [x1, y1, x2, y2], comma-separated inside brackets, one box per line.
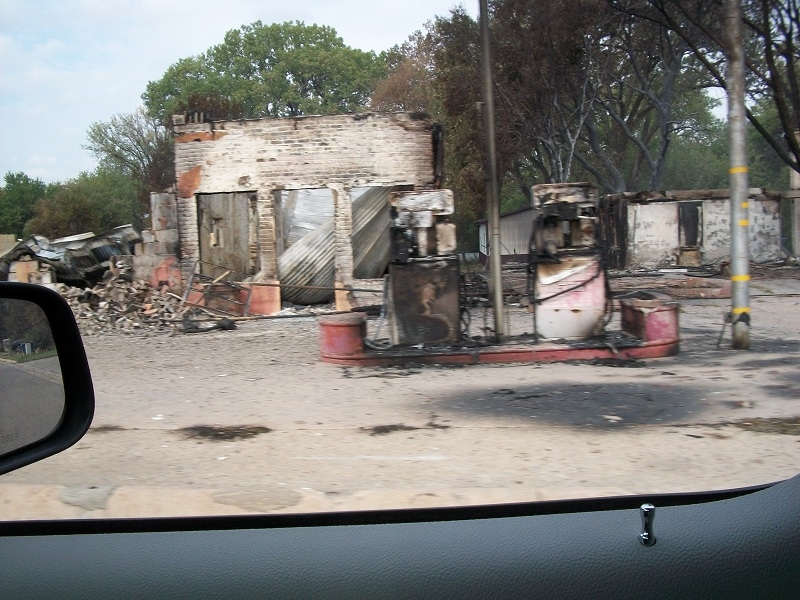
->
[1, 0, 799, 520]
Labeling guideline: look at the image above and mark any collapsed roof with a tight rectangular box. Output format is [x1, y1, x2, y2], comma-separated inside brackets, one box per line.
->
[0, 225, 141, 286]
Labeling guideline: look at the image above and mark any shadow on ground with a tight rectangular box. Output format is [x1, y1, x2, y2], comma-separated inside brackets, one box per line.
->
[433, 366, 798, 428]
[433, 380, 710, 428]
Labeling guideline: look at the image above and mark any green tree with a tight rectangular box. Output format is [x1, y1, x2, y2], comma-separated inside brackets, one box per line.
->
[426, 8, 485, 249]
[84, 107, 174, 216]
[0, 172, 50, 238]
[613, 0, 800, 177]
[747, 96, 791, 189]
[24, 168, 140, 239]
[657, 87, 730, 190]
[572, 10, 710, 193]
[143, 21, 387, 122]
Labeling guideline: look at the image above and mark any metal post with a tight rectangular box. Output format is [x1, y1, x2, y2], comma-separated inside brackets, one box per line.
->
[479, 0, 506, 340]
[725, 0, 750, 350]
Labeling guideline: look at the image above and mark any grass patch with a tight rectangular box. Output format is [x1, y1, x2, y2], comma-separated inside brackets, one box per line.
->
[2, 349, 59, 363]
[730, 417, 800, 436]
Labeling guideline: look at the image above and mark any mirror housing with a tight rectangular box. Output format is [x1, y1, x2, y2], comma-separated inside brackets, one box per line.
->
[0, 283, 94, 475]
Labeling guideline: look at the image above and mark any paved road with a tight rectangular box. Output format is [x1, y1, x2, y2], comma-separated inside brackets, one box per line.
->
[0, 359, 64, 455]
[1, 278, 798, 519]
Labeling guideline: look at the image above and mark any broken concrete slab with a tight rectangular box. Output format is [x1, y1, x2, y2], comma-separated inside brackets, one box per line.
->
[59, 485, 115, 511]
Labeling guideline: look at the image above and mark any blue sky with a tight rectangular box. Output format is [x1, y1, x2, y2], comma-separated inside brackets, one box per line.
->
[0, 0, 474, 184]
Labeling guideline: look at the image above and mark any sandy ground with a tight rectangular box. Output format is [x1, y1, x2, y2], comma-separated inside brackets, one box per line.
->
[2, 277, 799, 519]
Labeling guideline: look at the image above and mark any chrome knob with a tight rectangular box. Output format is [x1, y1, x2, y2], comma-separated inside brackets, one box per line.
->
[639, 503, 656, 547]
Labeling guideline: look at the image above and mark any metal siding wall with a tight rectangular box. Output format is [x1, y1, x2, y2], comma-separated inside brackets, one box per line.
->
[500, 210, 533, 261]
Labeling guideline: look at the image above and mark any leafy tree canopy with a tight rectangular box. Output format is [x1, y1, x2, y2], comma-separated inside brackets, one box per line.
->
[0, 172, 51, 238]
[747, 96, 792, 189]
[84, 107, 174, 215]
[143, 21, 388, 122]
[24, 168, 141, 239]
[371, 27, 441, 115]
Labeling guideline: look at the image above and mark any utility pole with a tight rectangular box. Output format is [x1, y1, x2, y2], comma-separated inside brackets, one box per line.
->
[479, 0, 506, 341]
[725, 0, 750, 350]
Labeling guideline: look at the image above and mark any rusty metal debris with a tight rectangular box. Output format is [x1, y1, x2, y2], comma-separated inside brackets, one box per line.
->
[182, 264, 253, 317]
[0, 226, 140, 287]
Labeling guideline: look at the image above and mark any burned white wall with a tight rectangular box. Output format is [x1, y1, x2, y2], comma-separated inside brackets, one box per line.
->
[172, 112, 439, 294]
[624, 190, 783, 269]
[626, 202, 680, 268]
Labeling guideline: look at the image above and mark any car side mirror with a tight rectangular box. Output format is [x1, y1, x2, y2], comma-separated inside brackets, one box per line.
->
[0, 283, 94, 475]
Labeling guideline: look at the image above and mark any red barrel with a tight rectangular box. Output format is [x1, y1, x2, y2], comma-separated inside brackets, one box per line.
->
[319, 313, 367, 358]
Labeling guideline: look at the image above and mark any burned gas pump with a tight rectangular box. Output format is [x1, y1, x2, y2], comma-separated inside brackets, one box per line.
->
[529, 183, 599, 261]
[528, 183, 608, 339]
[386, 190, 460, 346]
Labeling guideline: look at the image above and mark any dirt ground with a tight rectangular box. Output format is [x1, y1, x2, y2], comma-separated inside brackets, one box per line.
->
[2, 275, 799, 519]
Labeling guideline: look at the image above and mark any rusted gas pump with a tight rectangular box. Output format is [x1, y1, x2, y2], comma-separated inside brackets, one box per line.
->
[528, 183, 609, 340]
[386, 190, 460, 346]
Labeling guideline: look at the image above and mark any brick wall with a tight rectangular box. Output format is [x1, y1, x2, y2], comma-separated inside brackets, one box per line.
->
[173, 112, 437, 288]
[132, 193, 183, 288]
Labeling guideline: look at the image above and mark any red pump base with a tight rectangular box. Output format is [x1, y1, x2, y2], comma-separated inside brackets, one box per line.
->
[319, 299, 679, 367]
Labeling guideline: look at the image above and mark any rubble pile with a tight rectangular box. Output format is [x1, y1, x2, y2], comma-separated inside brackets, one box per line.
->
[56, 272, 185, 335]
[54, 272, 342, 336]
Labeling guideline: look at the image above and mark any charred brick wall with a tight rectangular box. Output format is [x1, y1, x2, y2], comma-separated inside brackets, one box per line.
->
[172, 112, 437, 286]
[132, 193, 182, 289]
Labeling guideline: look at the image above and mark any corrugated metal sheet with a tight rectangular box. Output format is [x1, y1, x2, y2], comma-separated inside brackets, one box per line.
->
[278, 187, 391, 304]
[499, 209, 535, 261]
[353, 188, 391, 279]
[281, 189, 335, 248]
[479, 207, 534, 263]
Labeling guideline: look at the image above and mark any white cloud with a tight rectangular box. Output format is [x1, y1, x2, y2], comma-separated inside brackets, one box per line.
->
[0, 0, 474, 183]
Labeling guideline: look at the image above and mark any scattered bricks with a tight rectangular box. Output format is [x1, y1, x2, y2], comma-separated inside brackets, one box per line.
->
[54, 274, 187, 336]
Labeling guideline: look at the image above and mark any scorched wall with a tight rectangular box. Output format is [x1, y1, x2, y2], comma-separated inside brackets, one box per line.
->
[172, 112, 439, 290]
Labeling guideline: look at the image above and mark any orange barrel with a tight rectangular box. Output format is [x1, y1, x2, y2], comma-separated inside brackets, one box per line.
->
[319, 313, 367, 358]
